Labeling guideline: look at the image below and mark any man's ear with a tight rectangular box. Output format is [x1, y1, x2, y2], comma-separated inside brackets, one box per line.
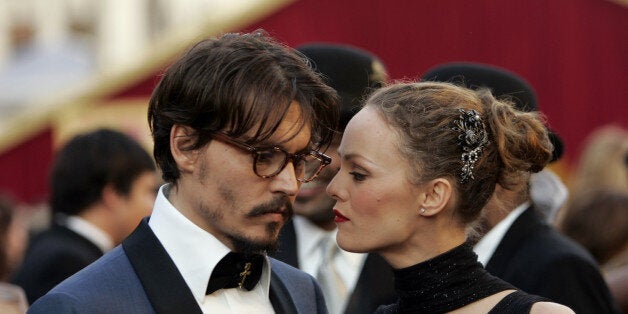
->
[170, 125, 199, 174]
[419, 178, 452, 217]
[101, 184, 124, 211]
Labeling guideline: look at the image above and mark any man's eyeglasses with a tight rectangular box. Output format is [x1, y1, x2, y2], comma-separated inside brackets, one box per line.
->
[211, 132, 331, 183]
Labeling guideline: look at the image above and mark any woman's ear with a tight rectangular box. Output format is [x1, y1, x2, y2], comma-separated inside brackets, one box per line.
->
[419, 178, 452, 217]
[170, 125, 199, 174]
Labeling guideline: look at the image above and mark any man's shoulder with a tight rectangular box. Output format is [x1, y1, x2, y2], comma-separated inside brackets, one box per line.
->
[502, 222, 620, 313]
[28, 246, 150, 313]
[269, 257, 312, 279]
[268, 257, 326, 313]
[45, 246, 132, 291]
[268, 257, 320, 294]
[29, 225, 78, 246]
[511, 220, 596, 265]
[496, 216, 604, 288]
[27, 224, 102, 256]
[15, 225, 102, 277]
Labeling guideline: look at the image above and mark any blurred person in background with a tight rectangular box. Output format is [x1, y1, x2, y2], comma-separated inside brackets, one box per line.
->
[11, 128, 158, 304]
[422, 62, 620, 314]
[273, 43, 396, 314]
[560, 191, 628, 313]
[0, 195, 27, 282]
[559, 124, 628, 214]
[0, 195, 28, 314]
[561, 191, 628, 269]
[559, 124, 628, 313]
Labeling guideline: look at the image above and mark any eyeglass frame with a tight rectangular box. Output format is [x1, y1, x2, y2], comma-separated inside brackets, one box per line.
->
[211, 132, 332, 183]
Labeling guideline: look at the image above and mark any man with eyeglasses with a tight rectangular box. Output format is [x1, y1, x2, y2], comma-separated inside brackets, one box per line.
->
[29, 31, 339, 314]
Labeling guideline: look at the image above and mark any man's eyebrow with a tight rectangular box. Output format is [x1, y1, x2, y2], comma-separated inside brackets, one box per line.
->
[254, 139, 313, 154]
[294, 144, 314, 155]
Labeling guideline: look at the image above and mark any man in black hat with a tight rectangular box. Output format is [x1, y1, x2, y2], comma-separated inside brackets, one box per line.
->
[273, 43, 397, 314]
[422, 62, 621, 314]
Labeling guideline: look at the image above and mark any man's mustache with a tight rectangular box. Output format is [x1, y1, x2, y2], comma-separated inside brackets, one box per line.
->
[247, 196, 294, 220]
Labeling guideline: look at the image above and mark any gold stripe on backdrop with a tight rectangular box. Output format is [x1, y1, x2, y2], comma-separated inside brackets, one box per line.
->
[0, 0, 295, 155]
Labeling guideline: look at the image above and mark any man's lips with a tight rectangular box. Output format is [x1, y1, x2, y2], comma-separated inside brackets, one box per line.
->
[333, 209, 349, 223]
[262, 212, 286, 222]
[258, 208, 289, 220]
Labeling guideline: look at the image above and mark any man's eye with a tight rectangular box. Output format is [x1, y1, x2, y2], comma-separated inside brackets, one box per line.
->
[256, 150, 277, 164]
[293, 157, 307, 171]
[348, 171, 366, 182]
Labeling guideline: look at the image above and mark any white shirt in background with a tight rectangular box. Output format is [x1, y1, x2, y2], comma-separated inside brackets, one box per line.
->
[473, 202, 530, 266]
[293, 215, 366, 298]
[64, 215, 113, 253]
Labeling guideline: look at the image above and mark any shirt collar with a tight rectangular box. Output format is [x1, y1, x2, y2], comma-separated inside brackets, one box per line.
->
[148, 184, 271, 305]
[293, 215, 366, 280]
[64, 215, 114, 253]
[473, 201, 530, 266]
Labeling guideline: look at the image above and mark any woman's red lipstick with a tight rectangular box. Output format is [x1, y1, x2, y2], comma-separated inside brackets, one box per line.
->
[333, 209, 349, 223]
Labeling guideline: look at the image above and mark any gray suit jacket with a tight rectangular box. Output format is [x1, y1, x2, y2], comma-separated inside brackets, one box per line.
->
[28, 219, 327, 314]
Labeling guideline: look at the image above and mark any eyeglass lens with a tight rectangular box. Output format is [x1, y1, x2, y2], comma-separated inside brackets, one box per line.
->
[254, 150, 323, 182]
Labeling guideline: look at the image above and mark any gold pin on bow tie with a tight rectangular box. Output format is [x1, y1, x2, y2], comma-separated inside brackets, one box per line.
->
[238, 262, 252, 288]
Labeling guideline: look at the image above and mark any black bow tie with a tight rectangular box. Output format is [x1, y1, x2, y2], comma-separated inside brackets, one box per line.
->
[206, 252, 264, 295]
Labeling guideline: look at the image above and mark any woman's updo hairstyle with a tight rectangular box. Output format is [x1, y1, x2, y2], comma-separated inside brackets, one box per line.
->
[364, 81, 552, 224]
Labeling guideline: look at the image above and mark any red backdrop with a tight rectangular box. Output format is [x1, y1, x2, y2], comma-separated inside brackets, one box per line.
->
[244, 0, 628, 163]
[1, 0, 626, 203]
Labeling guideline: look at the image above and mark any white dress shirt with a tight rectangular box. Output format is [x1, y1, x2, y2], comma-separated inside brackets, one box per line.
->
[148, 185, 274, 314]
[473, 201, 529, 266]
[293, 215, 366, 299]
[64, 215, 113, 253]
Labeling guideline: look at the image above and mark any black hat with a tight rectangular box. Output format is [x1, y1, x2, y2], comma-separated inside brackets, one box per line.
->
[422, 62, 564, 162]
[297, 43, 387, 129]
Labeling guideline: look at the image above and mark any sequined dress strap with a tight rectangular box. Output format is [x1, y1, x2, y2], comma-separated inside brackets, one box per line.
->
[488, 290, 550, 314]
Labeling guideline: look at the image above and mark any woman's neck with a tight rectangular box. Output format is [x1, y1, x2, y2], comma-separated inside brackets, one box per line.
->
[381, 222, 467, 269]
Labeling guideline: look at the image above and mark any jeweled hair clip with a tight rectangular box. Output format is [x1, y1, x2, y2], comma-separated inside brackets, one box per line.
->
[451, 109, 489, 183]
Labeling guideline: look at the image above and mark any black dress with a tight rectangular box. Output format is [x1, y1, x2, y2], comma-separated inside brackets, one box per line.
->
[375, 241, 549, 313]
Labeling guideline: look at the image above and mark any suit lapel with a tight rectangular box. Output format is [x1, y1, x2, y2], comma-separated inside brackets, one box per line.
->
[122, 218, 202, 314]
[269, 270, 299, 314]
[273, 219, 300, 268]
[485, 206, 543, 276]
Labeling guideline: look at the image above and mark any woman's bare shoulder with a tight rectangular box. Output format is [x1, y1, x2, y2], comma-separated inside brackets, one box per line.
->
[530, 301, 575, 314]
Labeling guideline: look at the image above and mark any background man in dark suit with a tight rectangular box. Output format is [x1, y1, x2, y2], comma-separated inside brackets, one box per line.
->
[29, 31, 339, 313]
[12, 128, 158, 304]
[273, 43, 397, 314]
[423, 62, 621, 314]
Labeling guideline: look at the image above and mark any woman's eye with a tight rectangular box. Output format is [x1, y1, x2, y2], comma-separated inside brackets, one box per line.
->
[348, 171, 366, 182]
